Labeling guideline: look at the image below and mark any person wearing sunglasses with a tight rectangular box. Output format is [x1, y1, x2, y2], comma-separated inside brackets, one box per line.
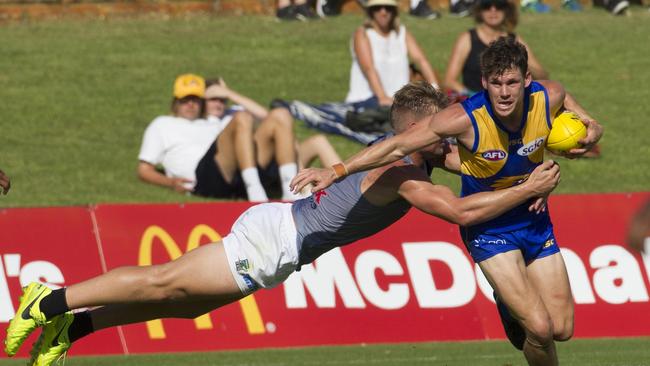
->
[347, 0, 441, 107]
[444, 0, 547, 98]
[271, 0, 442, 146]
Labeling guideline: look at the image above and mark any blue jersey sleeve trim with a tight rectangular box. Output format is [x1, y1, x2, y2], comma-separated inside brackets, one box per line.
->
[461, 98, 480, 153]
[530, 81, 552, 129]
[542, 85, 552, 129]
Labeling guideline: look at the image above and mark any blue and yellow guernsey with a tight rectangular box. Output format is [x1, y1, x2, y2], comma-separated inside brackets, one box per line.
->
[459, 81, 553, 233]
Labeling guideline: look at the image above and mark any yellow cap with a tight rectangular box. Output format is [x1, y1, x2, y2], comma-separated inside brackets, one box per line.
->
[173, 74, 205, 99]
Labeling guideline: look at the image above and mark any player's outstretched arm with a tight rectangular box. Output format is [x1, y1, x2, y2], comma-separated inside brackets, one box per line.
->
[0, 168, 10, 195]
[290, 104, 469, 193]
[398, 160, 560, 226]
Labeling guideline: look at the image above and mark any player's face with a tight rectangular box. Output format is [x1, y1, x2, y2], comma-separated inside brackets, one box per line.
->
[482, 68, 531, 121]
[175, 96, 202, 120]
[205, 97, 227, 118]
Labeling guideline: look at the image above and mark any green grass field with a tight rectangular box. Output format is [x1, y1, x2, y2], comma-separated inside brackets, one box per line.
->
[0, 7, 649, 207]
[2, 338, 650, 366]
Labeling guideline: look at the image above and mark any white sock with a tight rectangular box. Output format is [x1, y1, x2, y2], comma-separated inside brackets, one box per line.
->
[410, 0, 421, 9]
[279, 163, 298, 201]
[241, 167, 268, 202]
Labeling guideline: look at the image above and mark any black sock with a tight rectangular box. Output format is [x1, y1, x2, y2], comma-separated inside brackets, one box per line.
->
[68, 311, 94, 343]
[40, 288, 70, 319]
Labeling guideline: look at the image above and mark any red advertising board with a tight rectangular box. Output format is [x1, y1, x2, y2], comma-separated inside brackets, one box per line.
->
[0, 207, 124, 357]
[1, 192, 649, 359]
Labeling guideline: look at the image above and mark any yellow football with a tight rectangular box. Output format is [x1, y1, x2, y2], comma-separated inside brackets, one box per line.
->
[547, 112, 587, 152]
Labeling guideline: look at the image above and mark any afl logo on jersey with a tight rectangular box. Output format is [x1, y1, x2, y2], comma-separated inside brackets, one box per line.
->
[482, 150, 507, 161]
[517, 137, 546, 156]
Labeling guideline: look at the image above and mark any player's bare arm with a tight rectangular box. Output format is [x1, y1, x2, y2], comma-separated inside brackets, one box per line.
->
[397, 160, 560, 226]
[137, 161, 192, 193]
[290, 104, 472, 193]
[429, 142, 461, 174]
[0, 169, 11, 195]
[541, 80, 604, 157]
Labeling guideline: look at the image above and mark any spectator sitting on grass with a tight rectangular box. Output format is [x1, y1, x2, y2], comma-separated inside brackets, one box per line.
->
[279, 0, 442, 145]
[137, 74, 271, 202]
[444, 0, 547, 98]
[203, 78, 341, 198]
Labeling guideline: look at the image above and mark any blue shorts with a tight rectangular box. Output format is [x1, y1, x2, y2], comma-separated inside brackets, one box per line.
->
[460, 218, 560, 264]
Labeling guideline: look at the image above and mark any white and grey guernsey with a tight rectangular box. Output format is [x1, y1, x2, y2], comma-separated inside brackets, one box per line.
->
[291, 142, 434, 266]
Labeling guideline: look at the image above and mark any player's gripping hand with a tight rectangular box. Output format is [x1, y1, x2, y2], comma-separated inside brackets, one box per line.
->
[565, 118, 604, 159]
[290, 167, 337, 194]
[0, 169, 10, 195]
[526, 160, 561, 213]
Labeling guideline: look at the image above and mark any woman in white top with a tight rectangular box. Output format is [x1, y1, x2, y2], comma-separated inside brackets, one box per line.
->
[346, 0, 440, 106]
[278, 0, 441, 145]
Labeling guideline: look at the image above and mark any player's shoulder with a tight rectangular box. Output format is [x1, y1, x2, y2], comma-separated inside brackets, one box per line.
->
[535, 80, 564, 95]
[443, 98, 475, 124]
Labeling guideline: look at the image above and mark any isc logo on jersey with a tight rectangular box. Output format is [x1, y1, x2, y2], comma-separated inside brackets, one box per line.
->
[482, 150, 507, 161]
[517, 138, 546, 156]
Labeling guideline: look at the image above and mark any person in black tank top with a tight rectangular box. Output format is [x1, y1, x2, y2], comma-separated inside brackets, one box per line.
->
[444, 0, 547, 97]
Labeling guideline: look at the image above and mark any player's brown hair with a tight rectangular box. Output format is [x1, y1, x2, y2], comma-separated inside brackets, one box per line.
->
[390, 81, 449, 133]
[480, 37, 528, 79]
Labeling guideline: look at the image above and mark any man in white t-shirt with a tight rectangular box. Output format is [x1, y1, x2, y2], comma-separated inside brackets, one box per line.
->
[137, 74, 269, 201]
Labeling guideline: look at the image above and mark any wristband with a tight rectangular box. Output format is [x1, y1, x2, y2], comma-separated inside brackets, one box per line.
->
[332, 163, 348, 179]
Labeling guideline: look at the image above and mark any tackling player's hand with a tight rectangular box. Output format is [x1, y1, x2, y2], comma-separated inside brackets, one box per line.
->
[526, 160, 561, 213]
[0, 169, 10, 195]
[527, 160, 561, 195]
[529, 195, 549, 214]
[565, 118, 604, 159]
[290, 167, 337, 194]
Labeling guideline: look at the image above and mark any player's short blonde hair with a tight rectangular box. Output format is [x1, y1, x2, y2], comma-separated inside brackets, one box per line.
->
[390, 81, 449, 133]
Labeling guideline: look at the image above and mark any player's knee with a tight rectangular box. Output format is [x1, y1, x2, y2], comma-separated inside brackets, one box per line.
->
[554, 321, 574, 342]
[144, 264, 188, 302]
[525, 316, 554, 345]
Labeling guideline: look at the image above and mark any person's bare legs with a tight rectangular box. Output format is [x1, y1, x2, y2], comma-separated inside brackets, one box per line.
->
[215, 111, 256, 180]
[255, 107, 299, 200]
[254, 108, 297, 168]
[65, 243, 242, 310]
[215, 111, 268, 201]
[479, 251, 558, 366]
[526, 252, 574, 342]
[298, 134, 341, 168]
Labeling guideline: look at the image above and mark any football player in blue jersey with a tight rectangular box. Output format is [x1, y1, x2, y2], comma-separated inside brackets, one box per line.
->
[292, 37, 603, 366]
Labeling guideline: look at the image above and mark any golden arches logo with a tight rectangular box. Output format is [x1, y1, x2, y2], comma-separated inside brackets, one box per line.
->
[138, 224, 265, 339]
